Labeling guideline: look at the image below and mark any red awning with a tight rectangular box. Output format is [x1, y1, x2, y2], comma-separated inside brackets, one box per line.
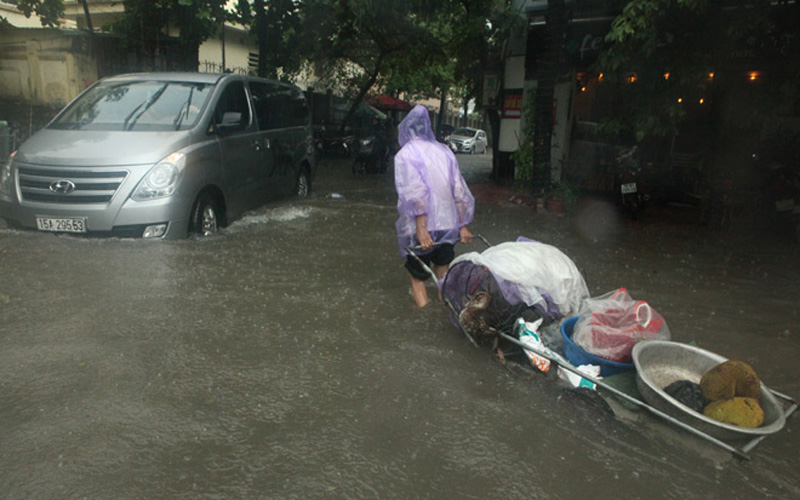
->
[368, 94, 414, 111]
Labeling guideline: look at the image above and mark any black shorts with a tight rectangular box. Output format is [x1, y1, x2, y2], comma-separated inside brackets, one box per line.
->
[405, 244, 455, 281]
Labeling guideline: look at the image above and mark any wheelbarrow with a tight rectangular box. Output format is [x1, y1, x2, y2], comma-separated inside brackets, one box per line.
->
[405, 241, 798, 460]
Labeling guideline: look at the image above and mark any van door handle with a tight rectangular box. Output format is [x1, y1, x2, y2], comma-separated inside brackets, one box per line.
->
[252, 140, 261, 151]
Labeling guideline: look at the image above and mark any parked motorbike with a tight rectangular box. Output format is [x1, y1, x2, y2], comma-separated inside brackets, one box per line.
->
[436, 124, 454, 144]
[314, 126, 356, 159]
[352, 133, 390, 175]
[613, 146, 649, 219]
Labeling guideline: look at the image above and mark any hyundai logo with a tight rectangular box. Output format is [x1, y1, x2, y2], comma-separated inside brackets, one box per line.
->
[50, 180, 76, 194]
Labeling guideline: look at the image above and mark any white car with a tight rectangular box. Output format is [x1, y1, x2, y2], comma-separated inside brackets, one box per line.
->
[448, 127, 488, 154]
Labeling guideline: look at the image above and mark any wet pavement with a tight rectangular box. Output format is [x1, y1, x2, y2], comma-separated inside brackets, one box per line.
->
[1, 151, 799, 499]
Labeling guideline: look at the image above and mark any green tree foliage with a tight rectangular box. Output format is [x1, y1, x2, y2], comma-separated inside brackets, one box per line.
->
[6, 0, 64, 27]
[234, 0, 302, 79]
[6, 0, 519, 146]
[294, 0, 517, 133]
[296, 0, 450, 129]
[387, 1, 521, 133]
[108, 0, 223, 71]
[449, 1, 521, 110]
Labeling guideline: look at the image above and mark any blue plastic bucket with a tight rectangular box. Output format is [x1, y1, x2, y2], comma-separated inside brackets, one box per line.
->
[560, 316, 635, 377]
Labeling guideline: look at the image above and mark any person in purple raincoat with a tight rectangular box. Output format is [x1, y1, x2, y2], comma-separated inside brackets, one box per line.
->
[394, 105, 475, 308]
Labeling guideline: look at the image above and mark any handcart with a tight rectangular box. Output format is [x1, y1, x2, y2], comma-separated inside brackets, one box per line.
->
[406, 239, 798, 460]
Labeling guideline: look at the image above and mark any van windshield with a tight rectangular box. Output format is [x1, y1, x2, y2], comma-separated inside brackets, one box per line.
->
[49, 80, 214, 131]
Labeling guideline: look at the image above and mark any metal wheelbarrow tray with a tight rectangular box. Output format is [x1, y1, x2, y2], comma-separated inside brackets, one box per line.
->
[632, 340, 796, 449]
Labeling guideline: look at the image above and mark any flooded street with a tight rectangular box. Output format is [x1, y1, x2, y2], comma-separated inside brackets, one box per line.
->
[1, 153, 799, 499]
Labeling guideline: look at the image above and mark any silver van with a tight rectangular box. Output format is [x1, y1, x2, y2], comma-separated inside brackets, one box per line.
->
[0, 72, 315, 239]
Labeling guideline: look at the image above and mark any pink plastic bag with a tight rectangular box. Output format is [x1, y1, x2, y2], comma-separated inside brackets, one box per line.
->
[572, 288, 670, 363]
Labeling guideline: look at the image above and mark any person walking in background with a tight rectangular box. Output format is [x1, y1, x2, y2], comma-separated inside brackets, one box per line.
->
[394, 105, 475, 308]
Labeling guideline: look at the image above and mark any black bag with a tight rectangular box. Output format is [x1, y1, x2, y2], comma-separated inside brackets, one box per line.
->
[664, 380, 706, 413]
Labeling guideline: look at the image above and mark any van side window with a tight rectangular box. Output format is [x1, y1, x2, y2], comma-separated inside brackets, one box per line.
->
[212, 81, 250, 132]
[250, 81, 308, 130]
[290, 88, 309, 127]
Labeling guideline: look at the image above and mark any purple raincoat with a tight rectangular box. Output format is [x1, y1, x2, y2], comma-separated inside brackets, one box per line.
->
[394, 105, 475, 257]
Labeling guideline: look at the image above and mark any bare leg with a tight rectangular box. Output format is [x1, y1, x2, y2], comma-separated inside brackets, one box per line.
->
[434, 265, 449, 301]
[410, 276, 430, 308]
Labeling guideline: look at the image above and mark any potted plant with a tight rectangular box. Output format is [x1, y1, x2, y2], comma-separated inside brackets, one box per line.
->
[546, 182, 579, 213]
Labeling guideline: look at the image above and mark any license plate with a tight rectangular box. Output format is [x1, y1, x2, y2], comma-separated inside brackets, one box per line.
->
[36, 217, 87, 233]
[775, 199, 795, 212]
[621, 182, 637, 194]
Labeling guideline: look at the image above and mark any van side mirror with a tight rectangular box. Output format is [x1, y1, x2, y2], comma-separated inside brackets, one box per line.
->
[216, 111, 244, 133]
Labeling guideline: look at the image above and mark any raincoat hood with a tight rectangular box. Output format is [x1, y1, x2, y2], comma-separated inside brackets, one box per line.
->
[398, 105, 436, 147]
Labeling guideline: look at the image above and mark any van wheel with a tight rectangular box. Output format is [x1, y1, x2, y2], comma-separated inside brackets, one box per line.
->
[296, 169, 311, 197]
[190, 193, 220, 236]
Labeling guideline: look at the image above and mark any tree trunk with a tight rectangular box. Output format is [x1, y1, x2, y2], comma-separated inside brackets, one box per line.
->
[220, 10, 226, 72]
[78, 0, 93, 33]
[171, 1, 203, 71]
[437, 89, 448, 135]
[339, 53, 385, 134]
[253, 0, 270, 77]
[531, 0, 567, 194]
[486, 108, 508, 179]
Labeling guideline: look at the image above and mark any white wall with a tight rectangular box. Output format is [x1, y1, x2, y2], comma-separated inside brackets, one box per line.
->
[0, 32, 96, 106]
[198, 24, 257, 75]
[498, 55, 525, 152]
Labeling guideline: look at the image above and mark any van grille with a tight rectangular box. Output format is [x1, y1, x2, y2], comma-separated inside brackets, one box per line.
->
[18, 167, 129, 204]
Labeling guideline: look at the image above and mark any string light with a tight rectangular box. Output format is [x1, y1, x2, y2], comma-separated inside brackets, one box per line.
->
[677, 97, 683, 103]
[663, 72, 670, 80]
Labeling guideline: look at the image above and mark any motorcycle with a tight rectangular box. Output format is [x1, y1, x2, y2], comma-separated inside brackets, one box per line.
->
[314, 126, 356, 159]
[352, 133, 390, 175]
[613, 146, 649, 219]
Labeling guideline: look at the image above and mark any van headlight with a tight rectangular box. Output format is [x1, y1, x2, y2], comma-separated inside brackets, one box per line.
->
[0, 152, 15, 196]
[132, 152, 185, 201]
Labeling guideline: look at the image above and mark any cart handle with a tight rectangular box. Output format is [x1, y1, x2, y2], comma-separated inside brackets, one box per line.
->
[405, 233, 491, 253]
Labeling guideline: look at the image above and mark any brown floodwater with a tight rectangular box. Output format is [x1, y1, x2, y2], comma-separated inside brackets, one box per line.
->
[1, 154, 798, 499]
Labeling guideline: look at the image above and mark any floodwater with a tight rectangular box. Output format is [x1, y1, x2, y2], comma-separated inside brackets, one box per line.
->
[1, 153, 798, 499]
